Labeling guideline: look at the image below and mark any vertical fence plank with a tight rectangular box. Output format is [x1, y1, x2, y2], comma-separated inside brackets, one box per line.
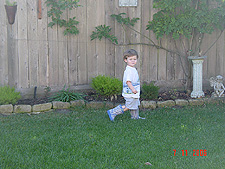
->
[216, 31, 225, 76]
[57, 9, 68, 86]
[114, 0, 127, 80]
[166, 39, 175, 81]
[27, 0, 39, 88]
[173, 39, 187, 84]
[140, 0, 150, 83]
[96, 0, 106, 76]
[205, 33, 217, 78]
[0, 0, 8, 86]
[47, 4, 59, 86]
[77, 0, 87, 85]
[8, 6, 18, 88]
[149, 0, 158, 82]
[17, 0, 29, 88]
[68, 8, 78, 86]
[127, 1, 142, 77]
[38, 0, 49, 87]
[201, 34, 209, 80]
[87, 0, 97, 83]
[157, 38, 167, 81]
[105, 0, 115, 77]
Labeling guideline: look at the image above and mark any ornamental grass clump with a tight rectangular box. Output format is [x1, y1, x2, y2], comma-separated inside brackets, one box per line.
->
[91, 75, 122, 100]
[0, 85, 21, 105]
[49, 85, 85, 102]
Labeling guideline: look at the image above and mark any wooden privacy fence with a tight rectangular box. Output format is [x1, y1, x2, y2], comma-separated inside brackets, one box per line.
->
[0, 0, 224, 94]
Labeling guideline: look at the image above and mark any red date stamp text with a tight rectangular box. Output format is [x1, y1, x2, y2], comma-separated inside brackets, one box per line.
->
[173, 149, 207, 156]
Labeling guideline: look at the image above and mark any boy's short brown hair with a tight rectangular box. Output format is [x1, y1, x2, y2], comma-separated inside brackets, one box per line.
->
[123, 49, 139, 60]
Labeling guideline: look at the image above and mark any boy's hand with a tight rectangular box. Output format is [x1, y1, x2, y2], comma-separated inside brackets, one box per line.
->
[126, 81, 138, 94]
[131, 89, 138, 94]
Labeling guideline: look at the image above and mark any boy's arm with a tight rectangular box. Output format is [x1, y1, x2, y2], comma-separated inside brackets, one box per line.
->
[126, 81, 137, 94]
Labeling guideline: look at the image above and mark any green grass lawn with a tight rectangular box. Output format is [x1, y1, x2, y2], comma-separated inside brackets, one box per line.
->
[1, 103, 225, 169]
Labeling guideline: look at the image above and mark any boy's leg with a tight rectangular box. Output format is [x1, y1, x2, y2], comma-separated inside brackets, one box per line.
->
[122, 105, 129, 111]
[130, 110, 136, 119]
[131, 108, 145, 119]
[135, 108, 145, 119]
[107, 105, 125, 121]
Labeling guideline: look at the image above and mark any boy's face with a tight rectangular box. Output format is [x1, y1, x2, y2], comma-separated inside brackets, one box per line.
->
[124, 55, 137, 67]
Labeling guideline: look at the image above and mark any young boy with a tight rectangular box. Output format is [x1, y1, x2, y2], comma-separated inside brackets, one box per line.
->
[107, 49, 145, 121]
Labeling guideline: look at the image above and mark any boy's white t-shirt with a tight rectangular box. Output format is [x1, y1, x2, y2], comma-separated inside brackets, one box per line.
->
[122, 65, 140, 98]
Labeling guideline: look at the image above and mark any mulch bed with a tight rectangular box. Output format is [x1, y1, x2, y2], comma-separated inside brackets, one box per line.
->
[16, 89, 214, 106]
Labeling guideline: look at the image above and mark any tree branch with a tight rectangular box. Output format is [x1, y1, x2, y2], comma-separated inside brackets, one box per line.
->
[112, 41, 180, 56]
[126, 24, 157, 46]
[203, 30, 224, 56]
[173, 39, 189, 78]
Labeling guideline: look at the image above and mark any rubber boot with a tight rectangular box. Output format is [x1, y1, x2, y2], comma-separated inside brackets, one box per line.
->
[107, 105, 124, 121]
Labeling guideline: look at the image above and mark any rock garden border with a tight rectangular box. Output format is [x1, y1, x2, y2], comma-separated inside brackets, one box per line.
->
[1, 98, 225, 115]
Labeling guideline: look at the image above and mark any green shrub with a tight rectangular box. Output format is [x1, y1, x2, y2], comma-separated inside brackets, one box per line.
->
[0, 86, 21, 105]
[91, 75, 122, 98]
[141, 82, 160, 100]
[50, 85, 84, 102]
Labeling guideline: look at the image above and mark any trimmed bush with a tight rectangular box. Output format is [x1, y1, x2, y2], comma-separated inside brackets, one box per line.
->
[141, 82, 160, 100]
[91, 75, 122, 98]
[0, 86, 21, 105]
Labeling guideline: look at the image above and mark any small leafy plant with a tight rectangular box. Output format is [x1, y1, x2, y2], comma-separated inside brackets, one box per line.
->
[111, 13, 140, 27]
[91, 75, 122, 100]
[0, 86, 21, 105]
[5, 0, 17, 6]
[90, 13, 140, 44]
[50, 85, 84, 102]
[91, 25, 118, 44]
[141, 82, 160, 100]
[46, 0, 80, 35]
[168, 89, 178, 100]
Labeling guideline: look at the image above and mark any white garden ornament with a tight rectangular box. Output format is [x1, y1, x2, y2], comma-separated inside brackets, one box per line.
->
[188, 56, 207, 98]
[209, 75, 225, 97]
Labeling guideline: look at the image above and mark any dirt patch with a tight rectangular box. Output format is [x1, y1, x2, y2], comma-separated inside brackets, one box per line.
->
[156, 89, 212, 101]
[16, 89, 214, 106]
[17, 97, 50, 105]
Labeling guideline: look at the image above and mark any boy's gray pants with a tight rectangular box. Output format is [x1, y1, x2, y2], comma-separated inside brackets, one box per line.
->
[130, 108, 139, 119]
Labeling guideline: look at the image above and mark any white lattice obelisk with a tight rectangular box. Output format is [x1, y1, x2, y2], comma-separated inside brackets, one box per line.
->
[188, 56, 207, 98]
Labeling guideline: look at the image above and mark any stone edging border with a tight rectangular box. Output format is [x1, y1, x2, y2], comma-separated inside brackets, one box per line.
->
[0, 98, 224, 115]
